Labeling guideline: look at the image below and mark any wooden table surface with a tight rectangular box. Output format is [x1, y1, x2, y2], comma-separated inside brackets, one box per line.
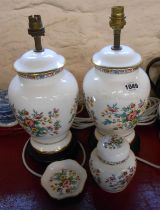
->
[0, 123, 160, 210]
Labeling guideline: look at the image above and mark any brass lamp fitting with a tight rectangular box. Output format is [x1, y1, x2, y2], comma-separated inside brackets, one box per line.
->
[109, 6, 126, 50]
[28, 15, 45, 52]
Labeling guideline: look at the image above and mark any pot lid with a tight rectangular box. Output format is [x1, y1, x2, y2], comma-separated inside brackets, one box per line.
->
[14, 48, 65, 73]
[92, 45, 142, 68]
[97, 135, 130, 163]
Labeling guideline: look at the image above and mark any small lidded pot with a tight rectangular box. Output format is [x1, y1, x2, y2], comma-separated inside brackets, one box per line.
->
[89, 135, 136, 193]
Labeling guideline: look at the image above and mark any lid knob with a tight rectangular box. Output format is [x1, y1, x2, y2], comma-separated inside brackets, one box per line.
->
[28, 15, 45, 52]
[109, 6, 126, 50]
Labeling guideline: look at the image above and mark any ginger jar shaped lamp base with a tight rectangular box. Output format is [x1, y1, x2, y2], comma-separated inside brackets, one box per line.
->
[8, 15, 79, 162]
[83, 6, 150, 148]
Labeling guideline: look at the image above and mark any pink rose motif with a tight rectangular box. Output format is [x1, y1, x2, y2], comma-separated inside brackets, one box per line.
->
[47, 126, 53, 131]
[108, 107, 117, 113]
[34, 113, 43, 119]
[63, 180, 71, 189]
[127, 111, 137, 121]
[24, 119, 34, 127]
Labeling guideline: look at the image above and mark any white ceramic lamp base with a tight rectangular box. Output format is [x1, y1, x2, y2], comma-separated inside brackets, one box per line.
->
[30, 131, 72, 154]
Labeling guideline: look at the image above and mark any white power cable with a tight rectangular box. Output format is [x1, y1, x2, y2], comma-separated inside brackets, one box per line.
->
[72, 117, 95, 129]
[22, 139, 42, 178]
[136, 97, 160, 169]
[136, 156, 160, 169]
[22, 139, 87, 178]
[137, 97, 159, 125]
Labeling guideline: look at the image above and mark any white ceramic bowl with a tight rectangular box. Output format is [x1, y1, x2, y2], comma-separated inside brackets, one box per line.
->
[41, 159, 87, 200]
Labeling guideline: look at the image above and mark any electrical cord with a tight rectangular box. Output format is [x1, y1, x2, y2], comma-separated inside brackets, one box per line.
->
[22, 139, 42, 178]
[136, 156, 160, 169]
[137, 97, 159, 125]
[22, 139, 87, 178]
[72, 117, 95, 129]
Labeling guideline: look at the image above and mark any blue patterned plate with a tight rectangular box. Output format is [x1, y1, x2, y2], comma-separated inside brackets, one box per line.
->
[0, 90, 17, 127]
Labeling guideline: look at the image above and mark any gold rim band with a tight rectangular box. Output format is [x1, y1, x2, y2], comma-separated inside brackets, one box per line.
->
[93, 61, 142, 74]
[31, 138, 71, 155]
[17, 67, 63, 80]
[98, 154, 129, 165]
[94, 64, 140, 74]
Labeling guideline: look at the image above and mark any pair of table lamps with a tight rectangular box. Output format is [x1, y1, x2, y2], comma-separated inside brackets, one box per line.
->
[8, 6, 150, 163]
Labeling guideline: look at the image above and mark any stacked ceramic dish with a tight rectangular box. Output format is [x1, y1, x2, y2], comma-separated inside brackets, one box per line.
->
[0, 90, 17, 127]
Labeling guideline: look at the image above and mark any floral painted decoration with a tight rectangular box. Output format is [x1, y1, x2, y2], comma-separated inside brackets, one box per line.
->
[105, 166, 136, 191]
[12, 106, 62, 137]
[90, 160, 136, 192]
[102, 135, 123, 149]
[101, 100, 147, 130]
[49, 169, 80, 195]
[89, 159, 101, 185]
[85, 96, 147, 130]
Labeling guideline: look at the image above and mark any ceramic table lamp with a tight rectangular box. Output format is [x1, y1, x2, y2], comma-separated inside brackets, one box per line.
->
[83, 6, 150, 144]
[8, 15, 79, 161]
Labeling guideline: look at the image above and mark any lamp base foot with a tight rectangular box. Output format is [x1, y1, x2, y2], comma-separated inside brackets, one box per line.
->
[23, 133, 84, 175]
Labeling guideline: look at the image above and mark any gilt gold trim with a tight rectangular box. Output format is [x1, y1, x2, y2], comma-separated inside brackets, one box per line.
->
[98, 154, 129, 165]
[92, 60, 142, 74]
[17, 67, 63, 80]
[30, 138, 71, 155]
